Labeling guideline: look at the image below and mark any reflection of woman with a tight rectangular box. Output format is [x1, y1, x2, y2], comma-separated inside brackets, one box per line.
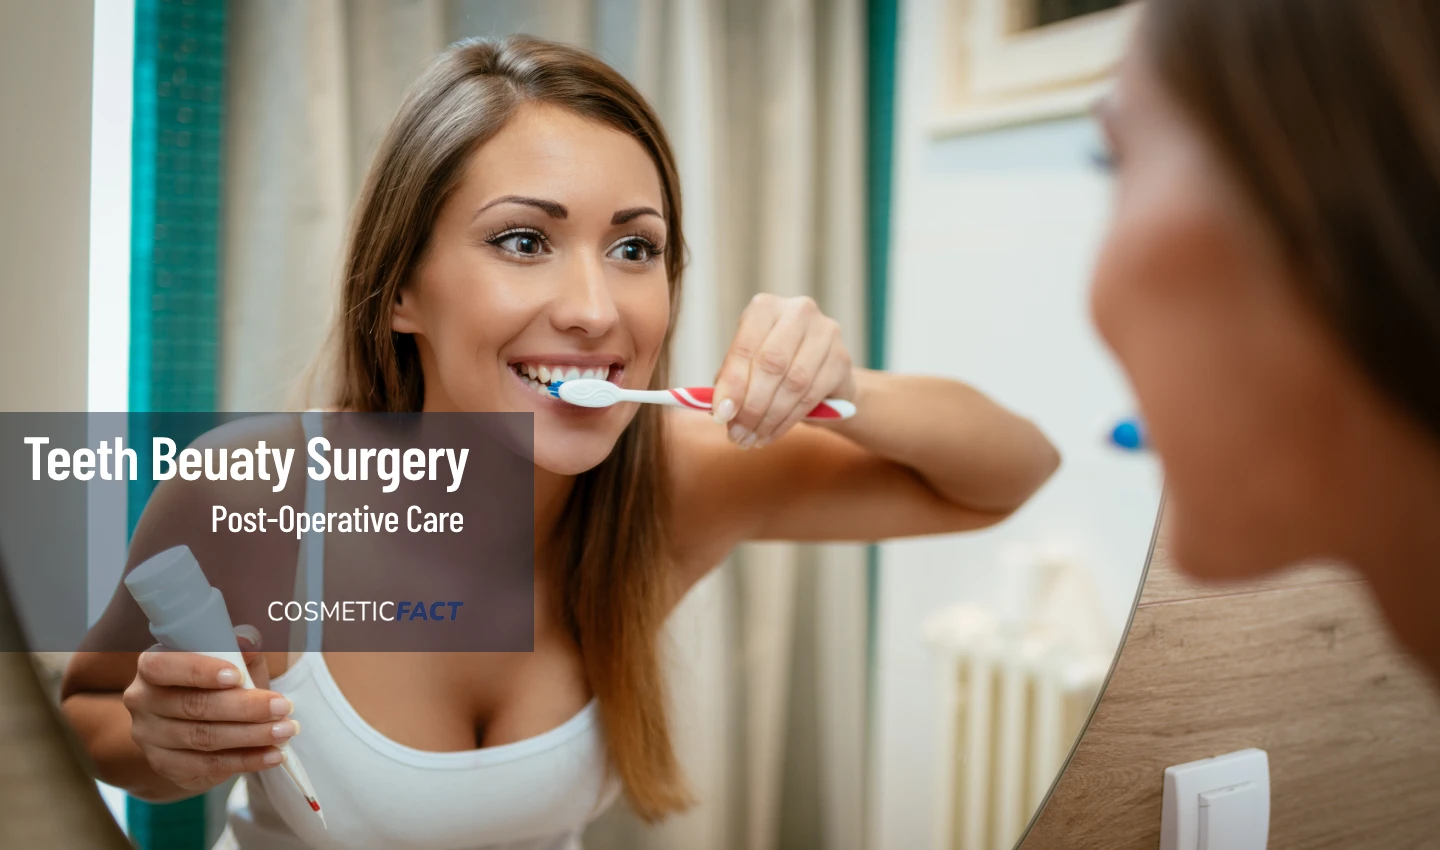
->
[1092, 2, 1440, 677]
[62, 36, 1059, 848]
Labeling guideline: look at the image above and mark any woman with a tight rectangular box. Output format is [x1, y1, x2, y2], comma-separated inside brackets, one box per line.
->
[61, 36, 1059, 849]
[1091, 0, 1440, 675]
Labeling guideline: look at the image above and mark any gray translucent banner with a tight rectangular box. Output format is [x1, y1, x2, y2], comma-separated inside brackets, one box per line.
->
[0, 412, 535, 652]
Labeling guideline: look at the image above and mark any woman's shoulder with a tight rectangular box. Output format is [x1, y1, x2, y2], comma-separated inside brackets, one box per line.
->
[661, 409, 760, 591]
[115, 415, 316, 657]
[131, 414, 314, 555]
[191, 412, 309, 453]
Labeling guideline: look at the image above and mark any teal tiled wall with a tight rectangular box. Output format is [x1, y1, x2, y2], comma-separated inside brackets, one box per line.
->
[864, 0, 899, 798]
[126, 0, 227, 847]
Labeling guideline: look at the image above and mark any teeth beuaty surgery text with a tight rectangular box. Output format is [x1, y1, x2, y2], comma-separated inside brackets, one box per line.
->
[23, 436, 470, 494]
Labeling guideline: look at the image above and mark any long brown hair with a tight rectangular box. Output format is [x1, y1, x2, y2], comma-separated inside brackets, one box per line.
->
[1143, 0, 1440, 444]
[327, 35, 691, 820]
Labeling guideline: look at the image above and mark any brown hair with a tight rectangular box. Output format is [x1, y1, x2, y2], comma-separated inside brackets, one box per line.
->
[328, 35, 691, 820]
[1144, 0, 1440, 443]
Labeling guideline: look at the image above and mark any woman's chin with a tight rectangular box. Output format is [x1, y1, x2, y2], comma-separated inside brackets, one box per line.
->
[533, 441, 618, 477]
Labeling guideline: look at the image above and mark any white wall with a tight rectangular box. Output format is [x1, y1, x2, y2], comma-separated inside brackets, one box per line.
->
[0, 0, 94, 412]
[868, 1, 1164, 847]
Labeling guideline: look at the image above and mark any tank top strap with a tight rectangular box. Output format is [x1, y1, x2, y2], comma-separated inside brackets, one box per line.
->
[288, 411, 327, 658]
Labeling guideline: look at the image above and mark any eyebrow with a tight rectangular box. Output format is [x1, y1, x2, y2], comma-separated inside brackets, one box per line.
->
[474, 195, 569, 220]
[611, 206, 663, 225]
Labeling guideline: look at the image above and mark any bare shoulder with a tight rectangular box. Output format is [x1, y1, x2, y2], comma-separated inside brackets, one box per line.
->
[665, 409, 748, 596]
[136, 414, 309, 548]
[663, 409, 780, 597]
[189, 412, 308, 459]
[98, 415, 311, 650]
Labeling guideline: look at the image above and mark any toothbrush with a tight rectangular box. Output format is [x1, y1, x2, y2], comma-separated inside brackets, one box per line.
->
[1106, 416, 1148, 452]
[548, 379, 856, 420]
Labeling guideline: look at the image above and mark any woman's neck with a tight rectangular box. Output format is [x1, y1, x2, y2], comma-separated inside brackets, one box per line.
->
[1352, 426, 1440, 685]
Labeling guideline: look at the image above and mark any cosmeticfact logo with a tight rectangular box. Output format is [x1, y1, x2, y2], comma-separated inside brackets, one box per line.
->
[268, 600, 464, 622]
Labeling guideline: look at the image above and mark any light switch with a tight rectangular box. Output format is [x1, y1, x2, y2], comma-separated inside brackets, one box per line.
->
[1161, 749, 1269, 850]
[1199, 781, 1266, 849]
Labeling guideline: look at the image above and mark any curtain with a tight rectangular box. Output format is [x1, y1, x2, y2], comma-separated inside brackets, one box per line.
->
[219, 3, 869, 848]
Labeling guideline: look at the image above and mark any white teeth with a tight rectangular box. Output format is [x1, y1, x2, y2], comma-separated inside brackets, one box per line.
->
[516, 362, 617, 387]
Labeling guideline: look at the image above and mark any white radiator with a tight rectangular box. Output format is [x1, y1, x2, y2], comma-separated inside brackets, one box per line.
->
[924, 552, 1114, 850]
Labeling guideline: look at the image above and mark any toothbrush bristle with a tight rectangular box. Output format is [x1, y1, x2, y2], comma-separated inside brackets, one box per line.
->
[547, 381, 562, 398]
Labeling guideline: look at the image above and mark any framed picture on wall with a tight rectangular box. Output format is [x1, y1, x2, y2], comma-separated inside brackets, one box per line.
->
[934, 0, 1141, 135]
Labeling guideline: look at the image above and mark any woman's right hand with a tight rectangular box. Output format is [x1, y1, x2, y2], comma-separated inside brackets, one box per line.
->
[122, 625, 298, 794]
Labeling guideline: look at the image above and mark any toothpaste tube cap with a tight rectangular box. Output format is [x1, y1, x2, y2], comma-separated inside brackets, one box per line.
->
[124, 546, 211, 626]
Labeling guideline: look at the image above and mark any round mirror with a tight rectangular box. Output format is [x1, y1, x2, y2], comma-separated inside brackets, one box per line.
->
[0, 1, 1160, 848]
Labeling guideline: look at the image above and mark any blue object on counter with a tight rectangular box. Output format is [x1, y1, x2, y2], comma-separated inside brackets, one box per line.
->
[1109, 418, 1148, 451]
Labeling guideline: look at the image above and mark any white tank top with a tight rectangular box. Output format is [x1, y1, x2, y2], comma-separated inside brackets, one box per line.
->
[224, 413, 617, 850]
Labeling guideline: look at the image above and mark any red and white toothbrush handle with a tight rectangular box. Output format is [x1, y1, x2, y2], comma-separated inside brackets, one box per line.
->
[668, 387, 856, 420]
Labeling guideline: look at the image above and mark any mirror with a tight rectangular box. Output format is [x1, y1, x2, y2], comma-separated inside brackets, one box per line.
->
[0, 1, 1161, 848]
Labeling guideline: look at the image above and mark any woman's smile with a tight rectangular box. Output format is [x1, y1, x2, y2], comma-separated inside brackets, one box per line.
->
[504, 355, 628, 419]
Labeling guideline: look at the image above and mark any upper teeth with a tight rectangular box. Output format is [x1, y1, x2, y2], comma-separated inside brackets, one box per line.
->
[517, 364, 611, 383]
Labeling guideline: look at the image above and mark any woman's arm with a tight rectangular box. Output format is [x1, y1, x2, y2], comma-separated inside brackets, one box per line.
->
[668, 293, 1059, 588]
[822, 368, 1060, 515]
[670, 369, 1057, 555]
[61, 417, 304, 799]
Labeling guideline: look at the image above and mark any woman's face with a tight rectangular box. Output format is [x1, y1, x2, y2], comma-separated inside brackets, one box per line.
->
[1089, 49, 1433, 581]
[394, 103, 672, 475]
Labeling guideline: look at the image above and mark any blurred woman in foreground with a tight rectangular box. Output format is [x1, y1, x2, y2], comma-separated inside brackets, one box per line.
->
[1092, 0, 1440, 676]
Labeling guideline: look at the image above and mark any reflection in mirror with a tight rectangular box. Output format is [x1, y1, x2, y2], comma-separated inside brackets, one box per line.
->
[873, 0, 1160, 847]
[1, 1, 1160, 849]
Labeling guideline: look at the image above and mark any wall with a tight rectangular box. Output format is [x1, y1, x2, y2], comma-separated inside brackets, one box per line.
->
[0, 0, 96, 701]
[1020, 512, 1440, 848]
[869, 0, 1164, 846]
[0, 0, 94, 412]
[0, 0, 126, 839]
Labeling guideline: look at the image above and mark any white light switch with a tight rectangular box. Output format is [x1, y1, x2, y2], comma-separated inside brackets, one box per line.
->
[1161, 749, 1269, 850]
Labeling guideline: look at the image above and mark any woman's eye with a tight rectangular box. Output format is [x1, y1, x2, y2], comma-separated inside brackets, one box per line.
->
[497, 233, 545, 256]
[609, 239, 655, 263]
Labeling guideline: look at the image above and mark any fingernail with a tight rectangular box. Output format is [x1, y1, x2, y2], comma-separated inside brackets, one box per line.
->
[740, 433, 759, 450]
[234, 625, 261, 649]
[263, 749, 285, 765]
[713, 398, 737, 424]
[270, 697, 294, 717]
[272, 720, 299, 740]
[217, 668, 240, 686]
[728, 424, 748, 443]
[754, 437, 770, 450]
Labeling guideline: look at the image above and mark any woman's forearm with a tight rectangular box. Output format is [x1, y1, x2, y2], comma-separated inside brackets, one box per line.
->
[61, 692, 194, 803]
[831, 369, 1060, 513]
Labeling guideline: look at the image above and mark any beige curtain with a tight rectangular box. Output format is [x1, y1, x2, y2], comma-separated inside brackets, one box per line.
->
[220, 2, 869, 848]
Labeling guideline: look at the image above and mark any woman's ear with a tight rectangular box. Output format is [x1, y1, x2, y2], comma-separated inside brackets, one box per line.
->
[391, 286, 423, 335]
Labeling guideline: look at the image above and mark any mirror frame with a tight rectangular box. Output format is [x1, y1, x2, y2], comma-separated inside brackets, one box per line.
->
[0, 548, 133, 848]
[1017, 500, 1440, 849]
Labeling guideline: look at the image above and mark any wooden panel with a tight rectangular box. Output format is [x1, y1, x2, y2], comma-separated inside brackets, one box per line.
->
[1137, 512, 1362, 607]
[1019, 580, 1440, 849]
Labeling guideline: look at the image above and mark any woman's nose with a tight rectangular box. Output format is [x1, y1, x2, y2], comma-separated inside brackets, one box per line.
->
[549, 254, 619, 337]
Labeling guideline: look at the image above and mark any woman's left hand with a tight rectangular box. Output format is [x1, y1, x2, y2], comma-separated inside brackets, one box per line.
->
[711, 294, 858, 448]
